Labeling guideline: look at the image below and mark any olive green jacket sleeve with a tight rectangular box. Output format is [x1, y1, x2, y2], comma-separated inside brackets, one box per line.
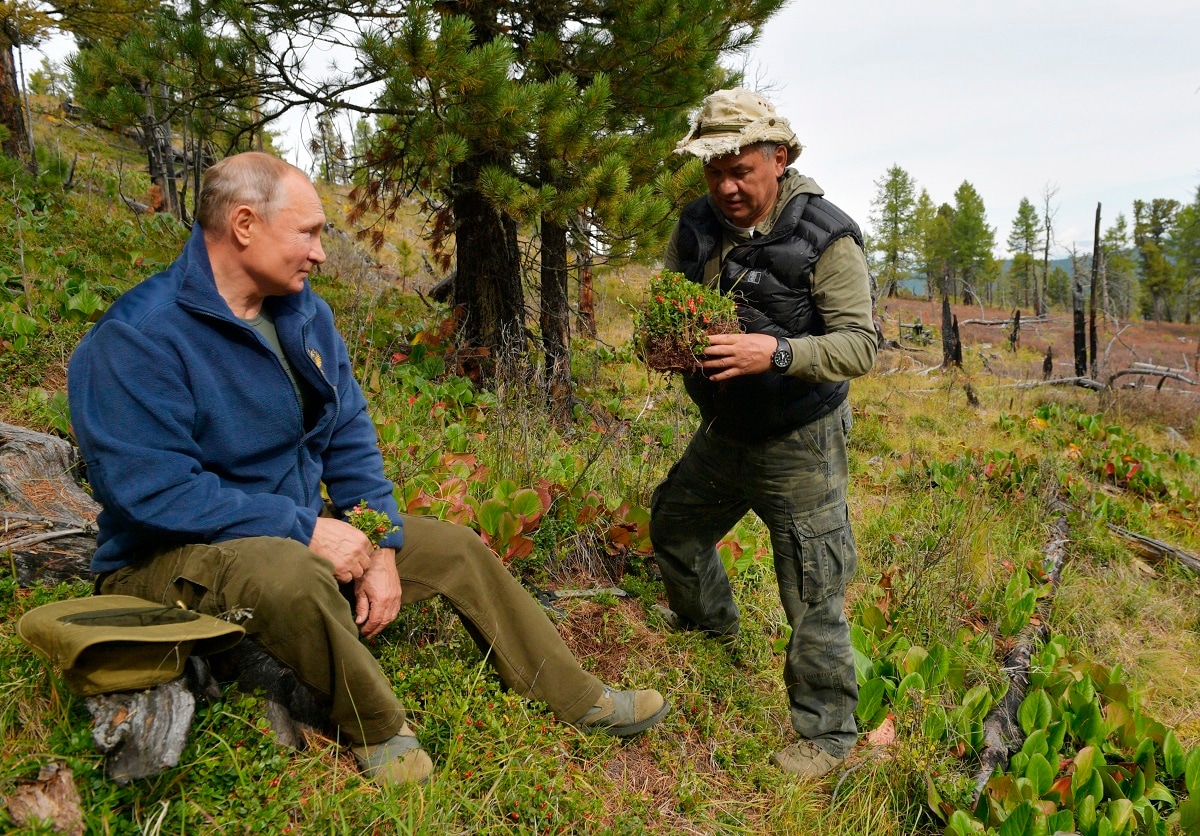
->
[785, 235, 877, 382]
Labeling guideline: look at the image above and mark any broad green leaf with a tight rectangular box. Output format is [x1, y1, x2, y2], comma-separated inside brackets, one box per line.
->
[1072, 703, 1105, 747]
[1123, 767, 1145, 803]
[1073, 746, 1098, 797]
[475, 497, 508, 535]
[996, 800, 1034, 836]
[946, 809, 982, 836]
[1105, 798, 1133, 834]
[1076, 791, 1097, 833]
[919, 642, 950, 690]
[849, 623, 873, 655]
[1132, 737, 1156, 771]
[852, 645, 874, 685]
[1046, 809, 1074, 835]
[856, 677, 887, 728]
[901, 645, 928, 676]
[1046, 720, 1068, 752]
[1018, 689, 1053, 735]
[859, 604, 888, 639]
[508, 487, 545, 517]
[896, 671, 925, 703]
[1026, 752, 1054, 797]
[1144, 781, 1174, 803]
[1020, 728, 1048, 760]
[1162, 730, 1185, 779]
[1179, 796, 1200, 834]
[962, 684, 992, 721]
[1185, 748, 1200, 796]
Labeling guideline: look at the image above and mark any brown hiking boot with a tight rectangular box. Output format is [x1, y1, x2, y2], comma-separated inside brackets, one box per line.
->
[770, 740, 844, 779]
[577, 686, 670, 737]
[351, 723, 434, 785]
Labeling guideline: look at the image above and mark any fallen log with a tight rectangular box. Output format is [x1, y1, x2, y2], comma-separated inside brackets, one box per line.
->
[1107, 368, 1195, 388]
[972, 513, 1070, 800]
[1049, 496, 1199, 576]
[1102, 522, 1200, 575]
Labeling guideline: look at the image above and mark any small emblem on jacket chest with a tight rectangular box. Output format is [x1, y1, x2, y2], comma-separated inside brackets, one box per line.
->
[308, 349, 323, 371]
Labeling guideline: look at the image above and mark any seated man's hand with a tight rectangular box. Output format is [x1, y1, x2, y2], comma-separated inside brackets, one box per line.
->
[701, 333, 777, 380]
[310, 517, 375, 582]
[354, 549, 401, 639]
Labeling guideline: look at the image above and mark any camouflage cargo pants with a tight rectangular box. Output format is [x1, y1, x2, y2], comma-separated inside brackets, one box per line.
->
[650, 400, 859, 757]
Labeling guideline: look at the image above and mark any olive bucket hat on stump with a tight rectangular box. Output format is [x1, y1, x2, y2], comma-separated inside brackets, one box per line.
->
[17, 595, 245, 696]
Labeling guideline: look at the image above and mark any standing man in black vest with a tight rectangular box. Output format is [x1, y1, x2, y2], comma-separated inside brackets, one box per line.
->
[651, 88, 877, 778]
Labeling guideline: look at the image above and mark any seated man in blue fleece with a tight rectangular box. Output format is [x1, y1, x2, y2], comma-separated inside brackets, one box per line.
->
[68, 151, 668, 785]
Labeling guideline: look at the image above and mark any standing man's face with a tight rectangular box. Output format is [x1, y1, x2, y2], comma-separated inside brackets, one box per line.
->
[243, 172, 328, 297]
[702, 144, 788, 228]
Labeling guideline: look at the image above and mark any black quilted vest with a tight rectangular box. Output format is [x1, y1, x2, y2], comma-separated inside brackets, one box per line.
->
[674, 191, 863, 441]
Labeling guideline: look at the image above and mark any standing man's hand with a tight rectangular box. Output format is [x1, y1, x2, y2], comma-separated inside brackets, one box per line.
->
[353, 549, 402, 639]
[309, 517, 374, 582]
[700, 333, 778, 380]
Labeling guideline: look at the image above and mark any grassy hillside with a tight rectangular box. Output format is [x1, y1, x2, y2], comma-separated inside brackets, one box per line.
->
[1, 105, 1199, 835]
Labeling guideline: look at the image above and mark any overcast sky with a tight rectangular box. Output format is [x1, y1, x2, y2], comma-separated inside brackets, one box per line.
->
[31, 1, 1198, 258]
[744, 0, 1200, 256]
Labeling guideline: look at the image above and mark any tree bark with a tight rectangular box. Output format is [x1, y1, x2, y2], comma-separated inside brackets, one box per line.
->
[940, 295, 960, 368]
[451, 157, 526, 377]
[539, 217, 573, 423]
[577, 226, 596, 338]
[1072, 255, 1087, 377]
[0, 422, 99, 586]
[0, 41, 34, 171]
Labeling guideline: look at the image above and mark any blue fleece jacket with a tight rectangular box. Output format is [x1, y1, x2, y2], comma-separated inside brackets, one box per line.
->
[69, 226, 404, 573]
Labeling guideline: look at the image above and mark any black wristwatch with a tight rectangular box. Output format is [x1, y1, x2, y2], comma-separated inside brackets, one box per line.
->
[771, 336, 793, 372]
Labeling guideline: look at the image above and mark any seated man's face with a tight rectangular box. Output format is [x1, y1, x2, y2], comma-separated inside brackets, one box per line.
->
[702, 144, 787, 228]
[245, 172, 328, 297]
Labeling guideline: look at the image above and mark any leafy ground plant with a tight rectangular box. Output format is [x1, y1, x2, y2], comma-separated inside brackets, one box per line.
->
[631, 271, 739, 374]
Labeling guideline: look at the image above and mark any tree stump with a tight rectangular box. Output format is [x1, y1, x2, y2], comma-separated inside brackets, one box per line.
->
[0, 422, 99, 586]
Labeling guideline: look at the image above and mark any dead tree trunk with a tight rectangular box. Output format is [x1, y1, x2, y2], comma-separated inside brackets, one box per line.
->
[1072, 248, 1087, 377]
[940, 295, 961, 368]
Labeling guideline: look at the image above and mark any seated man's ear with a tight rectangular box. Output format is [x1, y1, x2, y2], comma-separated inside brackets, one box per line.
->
[229, 205, 258, 247]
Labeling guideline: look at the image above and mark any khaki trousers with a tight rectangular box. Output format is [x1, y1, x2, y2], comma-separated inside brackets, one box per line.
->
[99, 514, 603, 744]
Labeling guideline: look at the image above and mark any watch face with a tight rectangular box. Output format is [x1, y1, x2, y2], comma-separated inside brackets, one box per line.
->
[773, 349, 791, 369]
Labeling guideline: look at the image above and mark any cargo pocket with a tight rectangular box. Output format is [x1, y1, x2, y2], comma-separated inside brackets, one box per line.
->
[791, 502, 857, 603]
[169, 543, 237, 612]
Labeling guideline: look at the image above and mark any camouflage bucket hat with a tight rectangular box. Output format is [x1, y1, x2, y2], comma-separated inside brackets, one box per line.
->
[17, 595, 245, 696]
[674, 88, 803, 165]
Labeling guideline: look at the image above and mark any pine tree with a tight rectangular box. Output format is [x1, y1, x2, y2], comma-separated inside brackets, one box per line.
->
[69, 4, 272, 219]
[1006, 196, 1041, 309]
[949, 181, 994, 304]
[1100, 214, 1138, 321]
[1133, 198, 1182, 321]
[868, 164, 918, 298]
[223, 0, 784, 386]
[1167, 186, 1200, 325]
[912, 189, 949, 300]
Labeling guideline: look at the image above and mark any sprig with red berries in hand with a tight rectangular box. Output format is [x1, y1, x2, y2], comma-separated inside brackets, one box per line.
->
[344, 501, 399, 548]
